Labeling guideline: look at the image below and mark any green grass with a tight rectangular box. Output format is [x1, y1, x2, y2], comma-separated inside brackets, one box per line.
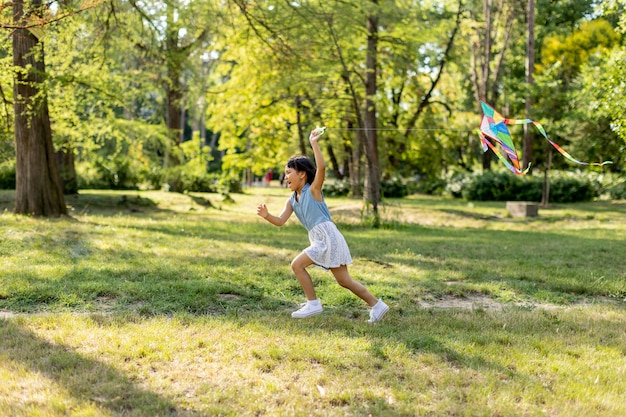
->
[1, 188, 625, 416]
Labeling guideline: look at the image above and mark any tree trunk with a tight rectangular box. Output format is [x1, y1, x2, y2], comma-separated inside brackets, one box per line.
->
[541, 147, 551, 207]
[325, 142, 342, 180]
[363, 3, 381, 224]
[56, 148, 78, 195]
[164, 4, 183, 166]
[480, 0, 493, 171]
[295, 96, 307, 155]
[348, 121, 363, 198]
[12, 0, 67, 216]
[523, 0, 536, 171]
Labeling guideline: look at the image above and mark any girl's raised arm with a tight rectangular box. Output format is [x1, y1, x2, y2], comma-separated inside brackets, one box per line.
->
[309, 127, 326, 201]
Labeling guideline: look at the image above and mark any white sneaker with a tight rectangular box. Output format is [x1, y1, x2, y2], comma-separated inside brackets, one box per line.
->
[368, 300, 389, 323]
[291, 302, 323, 318]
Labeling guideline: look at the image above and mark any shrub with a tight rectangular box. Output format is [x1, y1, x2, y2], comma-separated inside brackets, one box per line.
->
[459, 170, 599, 203]
[608, 178, 626, 200]
[76, 157, 141, 190]
[381, 177, 409, 198]
[323, 179, 351, 197]
[164, 166, 220, 193]
[548, 176, 597, 203]
[415, 177, 447, 196]
[461, 171, 530, 201]
[0, 162, 16, 189]
[218, 175, 243, 194]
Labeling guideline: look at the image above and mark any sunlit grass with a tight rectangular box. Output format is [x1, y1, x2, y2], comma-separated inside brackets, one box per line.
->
[1, 187, 625, 416]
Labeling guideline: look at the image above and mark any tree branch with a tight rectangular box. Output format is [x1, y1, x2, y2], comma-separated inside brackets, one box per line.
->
[1, 0, 104, 30]
[404, 0, 463, 138]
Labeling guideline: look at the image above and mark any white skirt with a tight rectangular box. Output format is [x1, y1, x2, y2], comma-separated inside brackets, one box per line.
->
[304, 221, 353, 270]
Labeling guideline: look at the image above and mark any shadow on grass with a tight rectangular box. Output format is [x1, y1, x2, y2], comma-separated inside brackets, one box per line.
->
[0, 319, 201, 416]
[2, 208, 625, 313]
[65, 192, 162, 215]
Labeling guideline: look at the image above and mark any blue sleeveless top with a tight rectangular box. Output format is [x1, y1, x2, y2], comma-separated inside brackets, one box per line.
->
[290, 183, 332, 231]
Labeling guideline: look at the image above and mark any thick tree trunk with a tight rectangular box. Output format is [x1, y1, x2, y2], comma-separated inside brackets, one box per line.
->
[12, 0, 67, 216]
[164, 4, 183, 166]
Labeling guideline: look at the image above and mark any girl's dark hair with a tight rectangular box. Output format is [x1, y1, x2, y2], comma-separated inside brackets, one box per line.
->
[286, 156, 316, 184]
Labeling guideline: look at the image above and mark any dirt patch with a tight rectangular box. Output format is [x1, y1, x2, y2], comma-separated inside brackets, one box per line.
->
[218, 293, 243, 301]
[418, 294, 623, 311]
[419, 295, 508, 310]
[417, 294, 562, 311]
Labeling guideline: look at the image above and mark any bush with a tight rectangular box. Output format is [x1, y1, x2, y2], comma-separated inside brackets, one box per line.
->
[461, 171, 531, 201]
[548, 176, 597, 203]
[76, 157, 141, 190]
[415, 177, 447, 196]
[381, 177, 409, 198]
[323, 179, 351, 197]
[608, 178, 626, 200]
[323, 177, 412, 199]
[459, 170, 599, 203]
[164, 166, 219, 193]
[0, 162, 16, 189]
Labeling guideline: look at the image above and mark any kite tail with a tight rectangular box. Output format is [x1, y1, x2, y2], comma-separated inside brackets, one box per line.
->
[531, 121, 612, 167]
[505, 117, 612, 167]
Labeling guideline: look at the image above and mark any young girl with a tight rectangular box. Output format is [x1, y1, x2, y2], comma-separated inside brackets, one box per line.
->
[256, 127, 389, 323]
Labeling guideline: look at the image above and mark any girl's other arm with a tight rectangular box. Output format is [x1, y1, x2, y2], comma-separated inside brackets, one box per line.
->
[309, 129, 326, 200]
[257, 198, 293, 226]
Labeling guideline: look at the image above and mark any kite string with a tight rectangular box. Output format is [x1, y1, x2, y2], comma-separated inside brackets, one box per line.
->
[325, 127, 471, 132]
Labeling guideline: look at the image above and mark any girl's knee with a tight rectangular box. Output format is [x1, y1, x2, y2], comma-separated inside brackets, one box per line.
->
[334, 275, 352, 288]
[291, 258, 305, 273]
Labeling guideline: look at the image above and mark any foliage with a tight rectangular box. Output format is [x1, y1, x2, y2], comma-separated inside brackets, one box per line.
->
[2, 0, 626, 205]
[572, 47, 626, 164]
[459, 171, 541, 202]
[538, 19, 620, 83]
[0, 160, 15, 189]
[323, 177, 417, 199]
[323, 179, 351, 197]
[609, 177, 626, 199]
[380, 177, 411, 199]
[413, 176, 447, 196]
[454, 170, 602, 203]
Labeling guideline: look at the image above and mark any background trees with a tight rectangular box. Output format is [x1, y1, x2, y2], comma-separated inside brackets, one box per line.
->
[1, 0, 624, 216]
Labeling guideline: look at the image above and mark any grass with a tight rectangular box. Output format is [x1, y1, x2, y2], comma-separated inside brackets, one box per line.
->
[1, 187, 625, 416]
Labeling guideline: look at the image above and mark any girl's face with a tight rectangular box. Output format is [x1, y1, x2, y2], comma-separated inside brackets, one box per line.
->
[284, 166, 306, 192]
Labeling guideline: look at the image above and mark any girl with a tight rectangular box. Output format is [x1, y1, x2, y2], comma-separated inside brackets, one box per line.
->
[256, 127, 389, 322]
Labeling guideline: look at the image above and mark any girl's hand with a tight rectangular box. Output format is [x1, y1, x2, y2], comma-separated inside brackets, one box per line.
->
[309, 126, 326, 143]
[256, 203, 269, 219]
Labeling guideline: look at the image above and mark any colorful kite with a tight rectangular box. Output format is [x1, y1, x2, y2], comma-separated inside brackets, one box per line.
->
[478, 100, 612, 174]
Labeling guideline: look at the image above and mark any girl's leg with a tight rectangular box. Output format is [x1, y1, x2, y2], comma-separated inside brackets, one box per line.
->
[330, 265, 378, 307]
[291, 252, 317, 300]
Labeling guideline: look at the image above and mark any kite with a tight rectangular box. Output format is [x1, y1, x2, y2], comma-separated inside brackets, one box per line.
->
[478, 100, 612, 174]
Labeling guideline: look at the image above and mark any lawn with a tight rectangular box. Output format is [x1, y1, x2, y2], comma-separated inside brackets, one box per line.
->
[1, 187, 625, 416]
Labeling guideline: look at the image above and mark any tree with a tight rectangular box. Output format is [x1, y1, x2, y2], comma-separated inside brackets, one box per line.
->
[127, 0, 215, 167]
[362, 1, 381, 222]
[10, 0, 67, 216]
[466, 0, 525, 171]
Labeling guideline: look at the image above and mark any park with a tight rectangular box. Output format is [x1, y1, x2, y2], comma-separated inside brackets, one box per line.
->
[1, 0, 626, 415]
